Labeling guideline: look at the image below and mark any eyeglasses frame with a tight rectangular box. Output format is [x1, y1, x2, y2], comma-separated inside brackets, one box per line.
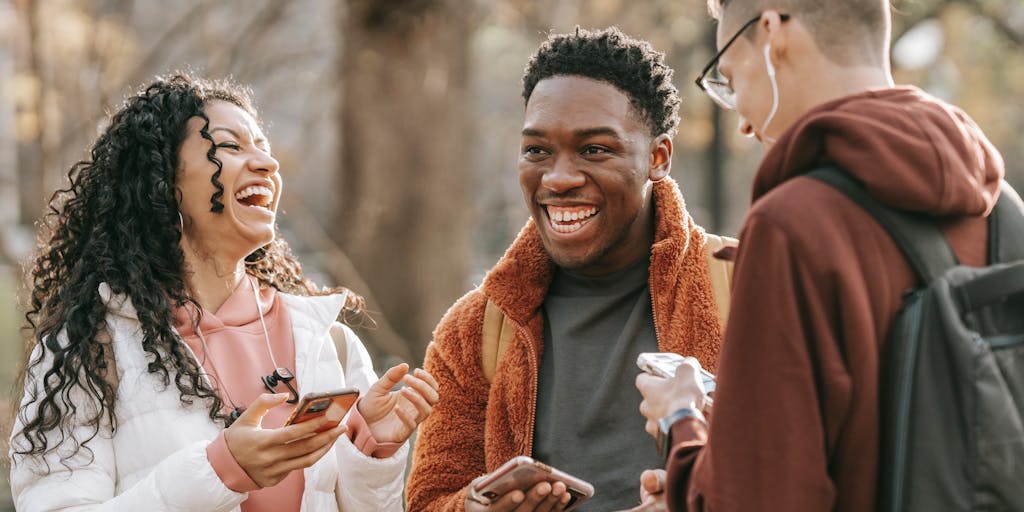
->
[695, 13, 791, 109]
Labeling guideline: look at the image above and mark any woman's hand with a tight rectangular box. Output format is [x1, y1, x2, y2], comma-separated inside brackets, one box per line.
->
[635, 358, 706, 438]
[358, 363, 439, 444]
[224, 393, 347, 488]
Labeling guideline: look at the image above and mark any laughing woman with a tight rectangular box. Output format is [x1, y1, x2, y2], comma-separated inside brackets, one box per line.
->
[9, 73, 438, 511]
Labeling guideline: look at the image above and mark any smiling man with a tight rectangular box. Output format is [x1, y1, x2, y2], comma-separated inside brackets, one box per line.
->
[407, 27, 733, 512]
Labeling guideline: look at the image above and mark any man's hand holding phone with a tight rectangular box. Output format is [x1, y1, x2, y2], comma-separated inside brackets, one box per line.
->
[465, 478, 571, 512]
[635, 354, 709, 440]
[464, 456, 592, 511]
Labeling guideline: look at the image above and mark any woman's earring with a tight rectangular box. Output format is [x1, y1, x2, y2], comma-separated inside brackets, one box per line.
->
[178, 211, 185, 233]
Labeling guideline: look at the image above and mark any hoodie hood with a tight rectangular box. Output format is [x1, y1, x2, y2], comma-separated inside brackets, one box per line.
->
[753, 86, 1003, 217]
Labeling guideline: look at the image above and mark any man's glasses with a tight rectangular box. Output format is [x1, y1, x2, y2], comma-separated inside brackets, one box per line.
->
[695, 13, 790, 110]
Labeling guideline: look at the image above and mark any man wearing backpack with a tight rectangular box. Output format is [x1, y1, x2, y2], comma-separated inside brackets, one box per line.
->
[635, 0, 1024, 511]
[407, 27, 736, 511]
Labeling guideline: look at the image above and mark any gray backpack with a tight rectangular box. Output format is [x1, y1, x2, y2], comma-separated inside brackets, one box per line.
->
[809, 167, 1024, 511]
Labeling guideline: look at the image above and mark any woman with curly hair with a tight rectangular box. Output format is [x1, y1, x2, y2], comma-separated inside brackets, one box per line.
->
[9, 73, 438, 511]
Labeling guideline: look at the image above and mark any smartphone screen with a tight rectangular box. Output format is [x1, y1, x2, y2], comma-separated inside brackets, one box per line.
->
[285, 388, 360, 432]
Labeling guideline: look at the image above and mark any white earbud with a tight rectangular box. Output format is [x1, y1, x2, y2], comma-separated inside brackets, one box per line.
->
[761, 43, 780, 144]
[763, 44, 776, 78]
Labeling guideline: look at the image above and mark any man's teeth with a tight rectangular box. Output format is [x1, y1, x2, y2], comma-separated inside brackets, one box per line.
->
[547, 206, 597, 233]
[553, 222, 583, 233]
[235, 186, 273, 207]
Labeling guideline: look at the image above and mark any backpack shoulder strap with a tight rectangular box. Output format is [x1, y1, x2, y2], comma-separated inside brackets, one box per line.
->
[704, 232, 738, 327]
[989, 181, 1024, 263]
[481, 299, 515, 384]
[806, 166, 958, 282]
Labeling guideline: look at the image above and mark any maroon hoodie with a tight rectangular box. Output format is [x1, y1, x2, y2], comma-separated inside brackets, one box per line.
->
[665, 87, 1015, 511]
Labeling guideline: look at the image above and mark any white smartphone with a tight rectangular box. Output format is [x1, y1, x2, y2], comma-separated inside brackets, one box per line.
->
[636, 352, 716, 394]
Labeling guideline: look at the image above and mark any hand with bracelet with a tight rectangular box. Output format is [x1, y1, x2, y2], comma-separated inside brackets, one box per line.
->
[635, 357, 709, 454]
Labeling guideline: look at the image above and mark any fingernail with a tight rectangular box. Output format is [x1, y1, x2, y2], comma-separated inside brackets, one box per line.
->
[511, 492, 524, 504]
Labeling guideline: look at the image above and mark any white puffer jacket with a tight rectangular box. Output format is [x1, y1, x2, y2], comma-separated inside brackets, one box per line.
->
[9, 284, 407, 511]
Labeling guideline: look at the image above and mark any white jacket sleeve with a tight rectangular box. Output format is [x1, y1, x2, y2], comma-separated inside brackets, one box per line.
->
[9, 343, 247, 512]
[328, 323, 408, 512]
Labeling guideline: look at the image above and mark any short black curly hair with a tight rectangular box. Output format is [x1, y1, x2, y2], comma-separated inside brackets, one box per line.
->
[522, 26, 681, 138]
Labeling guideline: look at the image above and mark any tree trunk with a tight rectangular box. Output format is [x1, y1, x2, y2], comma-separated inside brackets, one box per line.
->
[337, 0, 472, 364]
[12, 0, 46, 227]
[706, 24, 726, 234]
[0, 0, 20, 238]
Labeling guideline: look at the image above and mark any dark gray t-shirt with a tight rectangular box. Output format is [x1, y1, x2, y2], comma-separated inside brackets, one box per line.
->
[533, 256, 661, 511]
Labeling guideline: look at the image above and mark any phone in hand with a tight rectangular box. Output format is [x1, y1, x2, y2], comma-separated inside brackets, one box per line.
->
[473, 456, 594, 511]
[285, 388, 360, 433]
[636, 352, 716, 394]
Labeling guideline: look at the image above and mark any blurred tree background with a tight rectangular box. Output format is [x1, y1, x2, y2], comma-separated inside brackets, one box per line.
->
[0, 0, 1020, 507]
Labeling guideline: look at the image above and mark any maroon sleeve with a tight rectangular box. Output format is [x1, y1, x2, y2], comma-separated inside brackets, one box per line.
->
[666, 213, 842, 511]
[665, 417, 709, 511]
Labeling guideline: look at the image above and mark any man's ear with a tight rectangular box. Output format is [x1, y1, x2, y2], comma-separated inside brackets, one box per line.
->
[760, 10, 789, 57]
[649, 134, 672, 182]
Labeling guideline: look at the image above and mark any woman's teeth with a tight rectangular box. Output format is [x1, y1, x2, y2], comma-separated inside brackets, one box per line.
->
[235, 186, 273, 208]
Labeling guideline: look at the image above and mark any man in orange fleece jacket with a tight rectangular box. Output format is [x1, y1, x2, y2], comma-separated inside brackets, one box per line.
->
[407, 27, 730, 512]
[636, 1, 1022, 511]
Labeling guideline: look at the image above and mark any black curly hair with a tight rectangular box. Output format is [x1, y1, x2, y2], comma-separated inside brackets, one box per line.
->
[13, 72, 364, 468]
[522, 26, 681, 138]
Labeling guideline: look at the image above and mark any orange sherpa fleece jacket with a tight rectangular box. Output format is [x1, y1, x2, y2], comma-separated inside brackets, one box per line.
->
[406, 177, 724, 511]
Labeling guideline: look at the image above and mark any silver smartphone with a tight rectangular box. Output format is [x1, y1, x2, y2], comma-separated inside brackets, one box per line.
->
[636, 352, 716, 394]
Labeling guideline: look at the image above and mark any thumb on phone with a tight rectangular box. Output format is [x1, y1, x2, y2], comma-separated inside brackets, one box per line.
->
[233, 393, 290, 428]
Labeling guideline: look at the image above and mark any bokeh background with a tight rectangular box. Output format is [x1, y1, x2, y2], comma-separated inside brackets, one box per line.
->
[0, 0, 1021, 507]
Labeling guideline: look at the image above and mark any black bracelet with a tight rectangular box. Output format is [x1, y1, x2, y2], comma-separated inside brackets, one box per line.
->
[657, 408, 707, 460]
